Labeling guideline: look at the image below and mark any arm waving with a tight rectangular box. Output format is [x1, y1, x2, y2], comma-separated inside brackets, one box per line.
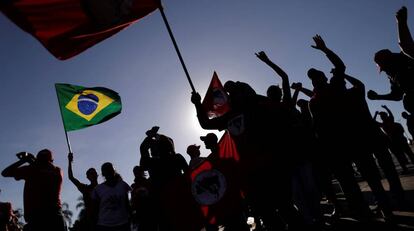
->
[397, 6, 414, 59]
[256, 51, 292, 104]
[68, 153, 83, 189]
[311, 34, 346, 74]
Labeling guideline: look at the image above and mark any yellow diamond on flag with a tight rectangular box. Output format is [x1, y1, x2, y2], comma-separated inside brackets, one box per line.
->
[65, 90, 114, 121]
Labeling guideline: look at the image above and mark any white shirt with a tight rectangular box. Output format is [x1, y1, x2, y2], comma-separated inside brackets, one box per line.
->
[93, 180, 131, 227]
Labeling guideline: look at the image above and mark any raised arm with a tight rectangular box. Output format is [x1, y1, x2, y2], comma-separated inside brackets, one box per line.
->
[311, 34, 346, 74]
[344, 74, 365, 91]
[191, 92, 227, 130]
[291, 82, 314, 98]
[68, 153, 82, 188]
[372, 111, 383, 126]
[2, 159, 26, 177]
[397, 6, 414, 59]
[373, 111, 379, 120]
[291, 82, 301, 105]
[382, 105, 394, 122]
[1, 152, 36, 180]
[139, 136, 153, 169]
[367, 83, 404, 101]
[255, 51, 292, 103]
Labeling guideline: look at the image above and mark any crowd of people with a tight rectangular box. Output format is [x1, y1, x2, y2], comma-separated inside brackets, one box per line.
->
[2, 5, 414, 231]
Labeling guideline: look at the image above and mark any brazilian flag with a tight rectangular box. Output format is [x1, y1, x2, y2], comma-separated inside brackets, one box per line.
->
[55, 83, 122, 131]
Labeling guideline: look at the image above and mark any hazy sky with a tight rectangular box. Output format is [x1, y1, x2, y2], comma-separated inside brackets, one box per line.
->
[1, 0, 413, 221]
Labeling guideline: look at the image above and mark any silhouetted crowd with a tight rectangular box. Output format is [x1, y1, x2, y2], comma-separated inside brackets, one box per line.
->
[2, 5, 414, 231]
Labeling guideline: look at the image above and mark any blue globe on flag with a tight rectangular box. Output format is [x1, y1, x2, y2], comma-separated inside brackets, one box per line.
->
[77, 94, 99, 115]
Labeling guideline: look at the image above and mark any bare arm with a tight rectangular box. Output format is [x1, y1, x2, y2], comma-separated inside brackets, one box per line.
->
[373, 111, 379, 120]
[67, 153, 82, 188]
[139, 136, 153, 169]
[311, 34, 346, 74]
[372, 111, 383, 127]
[367, 84, 404, 101]
[293, 83, 314, 98]
[1, 158, 26, 177]
[1, 152, 35, 177]
[191, 92, 227, 130]
[255, 51, 292, 103]
[344, 74, 365, 94]
[292, 87, 300, 105]
[397, 6, 414, 59]
[382, 105, 394, 122]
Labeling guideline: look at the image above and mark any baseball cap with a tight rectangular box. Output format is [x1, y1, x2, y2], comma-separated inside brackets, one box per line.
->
[200, 133, 218, 143]
[186, 144, 200, 154]
[146, 126, 160, 137]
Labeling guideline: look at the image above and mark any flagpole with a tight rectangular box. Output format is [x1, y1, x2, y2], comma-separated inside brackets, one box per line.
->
[54, 84, 73, 154]
[63, 130, 73, 154]
[158, 4, 196, 93]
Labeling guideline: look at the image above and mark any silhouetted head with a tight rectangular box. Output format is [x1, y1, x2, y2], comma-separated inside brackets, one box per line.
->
[146, 126, 159, 138]
[378, 111, 389, 122]
[158, 135, 175, 155]
[133, 165, 145, 178]
[86, 168, 98, 182]
[150, 134, 175, 158]
[307, 68, 328, 88]
[403, 94, 414, 114]
[238, 82, 256, 97]
[186, 144, 201, 159]
[297, 99, 309, 109]
[329, 76, 346, 92]
[374, 49, 394, 74]
[223, 81, 237, 95]
[402, 111, 409, 119]
[224, 81, 256, 110]
[36, 149, 53, 165]
[101, 162, 115, 179]
[267, 85, 282, 101]
[200, 133, 218, 150]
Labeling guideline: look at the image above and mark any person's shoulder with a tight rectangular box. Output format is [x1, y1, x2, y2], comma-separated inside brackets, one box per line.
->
[52, 165, 63, 176]
[16, 165, 34, 174]
[121, 180, 132, 190]
[94, 182, 106, 191]
[347, 86, 363, 95]
[0, 201, 11, 209]
[78, 182, 90, 192]
[174, 153, 186, 159]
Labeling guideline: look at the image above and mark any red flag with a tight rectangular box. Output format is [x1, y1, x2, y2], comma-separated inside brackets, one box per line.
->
[202, 71, 230, 118]
[187, 74, 240, 226]
[190, 131, 243, 225]
[217, 130, 240, 161]
[161, 175, 205, 231]
[0, 0, 159, 60]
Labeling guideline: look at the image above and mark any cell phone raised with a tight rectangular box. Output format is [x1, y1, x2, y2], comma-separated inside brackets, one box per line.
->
[16, 152, 28, 160]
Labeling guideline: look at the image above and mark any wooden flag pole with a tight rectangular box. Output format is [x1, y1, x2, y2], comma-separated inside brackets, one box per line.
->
[54, 84, 73, 154]
[158, 4, 196, 93]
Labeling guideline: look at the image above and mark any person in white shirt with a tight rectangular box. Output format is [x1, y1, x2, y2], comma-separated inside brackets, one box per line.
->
[92, 162, 131, 231]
